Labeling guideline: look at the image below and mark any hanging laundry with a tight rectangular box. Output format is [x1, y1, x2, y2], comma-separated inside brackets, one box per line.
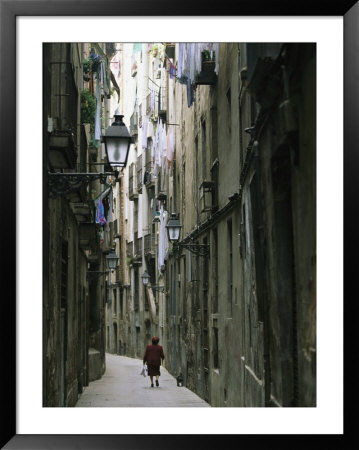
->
[150, 90, 156, 113]
[147, 117, 153, 135]
[129, 79, 137, 117]
[161, 121, 167, 175]
[132, 43, 142, 54]
[158, 206, 169, 272]
[94, 81, 101, 141]
[176, 43, 220, 107]
[188, 43, 196, 82]
[166, 127, 175, 166]
[100, 61, 105, 99]
[153, 118, 161, 173]
[177, 43, 186, 80]
[169, 60, 176, 79]
[96, 198, 107, 226]
[110, 51, 120, 74]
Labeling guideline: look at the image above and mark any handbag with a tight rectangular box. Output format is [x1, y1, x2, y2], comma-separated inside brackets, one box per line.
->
[140, 364, 148, 377]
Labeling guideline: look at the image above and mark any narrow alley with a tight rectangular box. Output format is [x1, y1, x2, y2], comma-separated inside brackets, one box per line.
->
[42, 42, 317, 409]
[75, 353, 210, 407]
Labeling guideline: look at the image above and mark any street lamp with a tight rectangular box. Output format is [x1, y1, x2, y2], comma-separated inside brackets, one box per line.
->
[141, 270, 151, 286]
[166, 213, 182, 242]
[48, 109, 132, 198]
[166, 213, 210, 257]
[106, 247, 119, 270]
[141, 270, 165, 293]
[102, 109, 132, 168]
[87, 248, 119, 281]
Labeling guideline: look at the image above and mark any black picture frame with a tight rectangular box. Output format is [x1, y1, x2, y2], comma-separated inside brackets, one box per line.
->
[1, 0, 355, 448]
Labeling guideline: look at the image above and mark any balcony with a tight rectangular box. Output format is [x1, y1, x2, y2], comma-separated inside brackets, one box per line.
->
[128, 163, 139, 201]
[146, 92, 152, 115]
[102, 223, 114, 254]
[199, 180, 215, 213]
[144, 233, 156, 258]
[79, 223, 96, 250]
[70, 201, 93, 223]
[144, 148, 155, 189]
[130, 111, 138, 137]
[133, 236, 142, 266]
[158, 70, 167, 122]
[137, 154, 143, 194]
[195, 51, 217, 86]
[138, 104, 142, 128]
[48, 130, 77, 169]
[126, 241, 133, 266]
[48, 48, 78, 169]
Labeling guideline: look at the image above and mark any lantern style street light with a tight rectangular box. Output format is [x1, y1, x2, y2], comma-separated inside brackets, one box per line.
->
[48, 109, 132, 198]
[141, 270, 165, 292]
[166, 213, 210, 257]
[87, 248, 119, 281]
[141, 270, 150, 286]
[102, 109, 132, 168]
[166, 213, 182, 242]
[106, 248, 119, 270]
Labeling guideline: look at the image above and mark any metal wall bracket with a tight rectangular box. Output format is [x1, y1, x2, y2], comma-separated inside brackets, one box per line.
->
[48, 172, 117, 198]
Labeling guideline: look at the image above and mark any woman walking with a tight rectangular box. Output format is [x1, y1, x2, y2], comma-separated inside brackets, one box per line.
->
[143, 336, 165, 387]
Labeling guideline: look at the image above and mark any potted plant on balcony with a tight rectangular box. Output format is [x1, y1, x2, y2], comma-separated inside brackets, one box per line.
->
[82, 58, 93, 81]
[80, 89, 96, 133]
[195, 50, 217, 86]
[149, 44, 158, 57]
[201, 50, 216, 72]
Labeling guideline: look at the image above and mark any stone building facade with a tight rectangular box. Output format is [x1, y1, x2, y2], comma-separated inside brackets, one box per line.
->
[43, 43, 120, 406]
[113, 42, 316, 407]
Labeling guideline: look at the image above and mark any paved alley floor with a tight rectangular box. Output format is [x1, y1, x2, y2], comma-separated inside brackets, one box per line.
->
[75, 353, 211, 407]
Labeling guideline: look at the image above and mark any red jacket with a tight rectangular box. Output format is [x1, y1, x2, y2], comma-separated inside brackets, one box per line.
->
[143, 344, 165, 366]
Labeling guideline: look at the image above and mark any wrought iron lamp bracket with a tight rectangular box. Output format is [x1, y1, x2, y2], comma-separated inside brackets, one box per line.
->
[174, 242, 210, 257]
[48, 172, 117, 198]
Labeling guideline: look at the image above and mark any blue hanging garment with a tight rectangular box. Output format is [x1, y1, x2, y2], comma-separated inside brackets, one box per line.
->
[96, 198, 107, 226]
